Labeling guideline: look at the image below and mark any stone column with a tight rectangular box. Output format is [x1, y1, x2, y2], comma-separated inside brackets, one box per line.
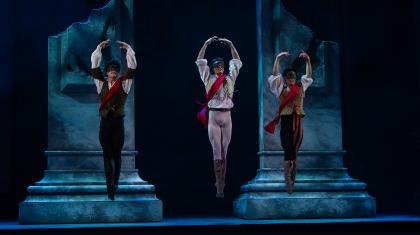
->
[19, 0, 162, 223]
[234, 0, 375, 219]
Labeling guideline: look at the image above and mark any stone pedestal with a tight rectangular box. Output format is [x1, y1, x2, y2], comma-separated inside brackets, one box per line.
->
[19, 0, 162, 224]
[234, 151, 375, 219]
[19, 151, 162, 223]
[234, 0, 375, 219]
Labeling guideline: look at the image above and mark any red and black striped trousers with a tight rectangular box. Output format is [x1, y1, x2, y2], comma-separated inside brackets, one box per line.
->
[280, 112, 303, 161]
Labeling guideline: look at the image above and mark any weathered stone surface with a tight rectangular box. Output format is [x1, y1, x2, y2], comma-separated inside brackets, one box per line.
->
[234, 0, 375, 219]
[20, 199, 162, 224]
[234, 193, 375, 219]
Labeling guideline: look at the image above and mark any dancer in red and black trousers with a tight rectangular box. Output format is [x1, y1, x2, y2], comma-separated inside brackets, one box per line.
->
[91, 39, 137, 200]
[265, 51, 313, 194]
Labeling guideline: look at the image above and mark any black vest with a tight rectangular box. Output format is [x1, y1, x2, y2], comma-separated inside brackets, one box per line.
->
[99, 82, 128, 118]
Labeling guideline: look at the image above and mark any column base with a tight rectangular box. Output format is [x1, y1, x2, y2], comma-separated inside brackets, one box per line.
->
[19, 151, 163, 224]
[20, 194, 162, 224]
[234, 191, 375, 219]
[233, 151, 376, 219]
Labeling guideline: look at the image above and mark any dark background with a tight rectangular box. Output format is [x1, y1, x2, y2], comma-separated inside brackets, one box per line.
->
[0, 0, 419, 219]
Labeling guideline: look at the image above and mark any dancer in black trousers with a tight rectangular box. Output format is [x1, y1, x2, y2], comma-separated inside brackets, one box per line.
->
[91, 39, 137, 200]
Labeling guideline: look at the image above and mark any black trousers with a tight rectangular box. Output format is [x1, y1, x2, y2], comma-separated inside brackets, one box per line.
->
[280, 112, 303, 161]
[99, 116, 124, 188]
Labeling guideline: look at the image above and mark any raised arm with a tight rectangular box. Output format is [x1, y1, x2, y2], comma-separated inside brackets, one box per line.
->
[218, 38, 242, 82]
[272, 51, 289, 76]
[91, 39, 109, 93]
[91, 39, 110, 82]
[91, 39, 109, 70]
[299, 51, 312, 78]
[267, 52, 289, 98]
[299, 51, 313, 91]
[218, 38, 240, 60]
[116, 41, 137, 83]
[196, 37, 217, 84]
[115, 40, 136, 94]
[117, 40, 137, 70]
[197, 36, 217, 60]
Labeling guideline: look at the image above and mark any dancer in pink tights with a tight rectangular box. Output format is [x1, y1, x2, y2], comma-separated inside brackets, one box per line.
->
[196, 36, 242, 198]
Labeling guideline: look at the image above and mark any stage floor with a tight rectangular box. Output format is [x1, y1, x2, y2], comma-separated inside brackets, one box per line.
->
[1, 215, 419, 234]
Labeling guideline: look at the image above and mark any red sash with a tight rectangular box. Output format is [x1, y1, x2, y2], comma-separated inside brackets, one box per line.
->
[99, 78, 123, 110]
[264, 84, 299, 134]
[197, 74, 227, 127]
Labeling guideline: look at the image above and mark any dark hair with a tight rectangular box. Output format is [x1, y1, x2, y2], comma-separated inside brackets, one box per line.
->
[209, 57, 225, 74]
[282, 67, 297, 77]
[105, 60, 121, 73]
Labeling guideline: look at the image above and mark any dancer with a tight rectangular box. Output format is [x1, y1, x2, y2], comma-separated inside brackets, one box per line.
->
[265, 51, 313, 194]
[91, 39, 137, 200]
[196, 36, 242, 198]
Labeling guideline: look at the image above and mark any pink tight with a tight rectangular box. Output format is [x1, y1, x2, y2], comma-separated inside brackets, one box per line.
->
[208, 110, 232, 160]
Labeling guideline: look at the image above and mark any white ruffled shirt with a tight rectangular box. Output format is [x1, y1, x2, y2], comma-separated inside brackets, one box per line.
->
[268, 74, 313, 99]
[90, 45, 137, 94]
[196, 58, 242, 108]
